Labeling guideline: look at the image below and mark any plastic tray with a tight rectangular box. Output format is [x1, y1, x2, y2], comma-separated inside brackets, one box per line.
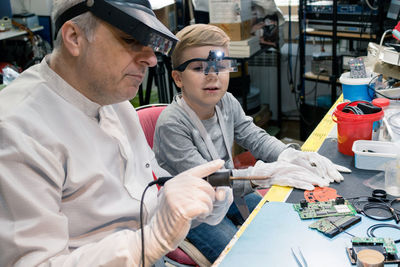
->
[352, 140, 399, 171]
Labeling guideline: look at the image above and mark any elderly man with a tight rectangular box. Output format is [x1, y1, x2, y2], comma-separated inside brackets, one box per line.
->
[0, 1, 231, 266]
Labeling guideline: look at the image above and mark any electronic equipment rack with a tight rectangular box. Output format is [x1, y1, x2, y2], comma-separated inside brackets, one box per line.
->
[297, 0, 387, 140]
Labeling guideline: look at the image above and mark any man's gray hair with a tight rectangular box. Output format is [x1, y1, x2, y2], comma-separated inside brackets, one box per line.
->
[52, 0, 98, 50]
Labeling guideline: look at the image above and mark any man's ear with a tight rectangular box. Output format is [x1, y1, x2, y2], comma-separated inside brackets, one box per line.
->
[61, 21, 85, 57]
[171, 70, 183, 88]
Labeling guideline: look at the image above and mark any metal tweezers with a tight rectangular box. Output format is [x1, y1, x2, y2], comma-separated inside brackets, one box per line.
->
[291, 247, 308, 267]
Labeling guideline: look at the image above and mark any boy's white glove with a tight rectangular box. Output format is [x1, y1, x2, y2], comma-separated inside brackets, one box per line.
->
[140, 159, 226, 265]
[278, 148, 351, 183]
[249, 160, 330, 191]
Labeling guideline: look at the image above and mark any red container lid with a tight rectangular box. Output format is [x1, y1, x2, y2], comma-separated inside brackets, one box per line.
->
[372, 98, 390, 108]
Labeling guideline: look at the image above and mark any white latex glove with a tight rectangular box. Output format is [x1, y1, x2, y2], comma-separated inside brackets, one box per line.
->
[249, 160, 330, 191]
[139, 159, 225, 266]
[194, 185, 233, 226]
[278, 148, 351, 183]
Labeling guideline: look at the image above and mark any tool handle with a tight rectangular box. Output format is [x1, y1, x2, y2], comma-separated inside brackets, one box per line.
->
[155, 171, 270, 187]
[205, 170, 232, 187]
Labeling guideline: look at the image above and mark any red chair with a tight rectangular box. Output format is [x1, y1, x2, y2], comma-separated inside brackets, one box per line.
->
[233, 151, 257, 169]
[136, 104, 211, 267]
[232, 151, 269, 196]
[136, 104, 168, 149]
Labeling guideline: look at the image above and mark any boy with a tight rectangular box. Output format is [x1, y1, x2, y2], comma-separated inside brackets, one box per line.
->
[153, 24, 349, 263]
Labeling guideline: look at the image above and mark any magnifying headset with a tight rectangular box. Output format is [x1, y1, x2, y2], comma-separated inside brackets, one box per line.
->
[174, 50, 238, 75]
[54, 0, 178, 56]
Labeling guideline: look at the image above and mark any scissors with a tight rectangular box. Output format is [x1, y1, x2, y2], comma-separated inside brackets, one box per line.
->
[291, 247, 308, 267]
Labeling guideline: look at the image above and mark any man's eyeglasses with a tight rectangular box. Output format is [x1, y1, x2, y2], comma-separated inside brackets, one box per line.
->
[174, 50, 238, 75]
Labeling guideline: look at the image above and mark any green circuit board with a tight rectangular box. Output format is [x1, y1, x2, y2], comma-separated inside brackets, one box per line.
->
[293, 199, 357, 219]
[347, 237, 399, 264]
[351, 237, 397, 255]
[309, 215, 361, 237]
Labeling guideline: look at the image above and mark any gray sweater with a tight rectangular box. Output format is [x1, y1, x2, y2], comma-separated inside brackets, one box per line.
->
[153, 92, 287, 177]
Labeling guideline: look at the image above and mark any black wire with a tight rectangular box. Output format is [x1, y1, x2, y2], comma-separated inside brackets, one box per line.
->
[299, 69, 326, 126]
[362, 202, 394, 221]
[140, 177, 173, 267]
[367, 74, 400, 100]
[367, 223, 400, 243]
[347, 196, 400, 223]
[367, 75, 379, 100]
[329, 221, 356, 237]
[390, 198, 400, 214]
[140, 184, 151, 267]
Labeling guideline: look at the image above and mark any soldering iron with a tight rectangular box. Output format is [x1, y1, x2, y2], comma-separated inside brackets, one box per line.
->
[140, 170, 270, 266]
[148, 169, 271, 187]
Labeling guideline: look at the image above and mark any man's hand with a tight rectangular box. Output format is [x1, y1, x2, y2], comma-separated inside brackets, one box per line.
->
[140, 159, 226, 266]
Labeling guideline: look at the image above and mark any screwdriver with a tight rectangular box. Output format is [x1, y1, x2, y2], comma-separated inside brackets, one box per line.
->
[150, 170, 271, 187]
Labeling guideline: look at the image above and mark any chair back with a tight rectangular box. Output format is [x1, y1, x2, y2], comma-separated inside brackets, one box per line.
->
[136, 103, 210, 267]
[136, 104, 167, 148]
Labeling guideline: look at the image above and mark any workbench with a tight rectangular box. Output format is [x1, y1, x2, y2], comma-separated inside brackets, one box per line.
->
[213, 96, 400, 266]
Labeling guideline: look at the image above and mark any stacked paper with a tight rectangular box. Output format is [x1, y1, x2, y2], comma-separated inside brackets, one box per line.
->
[228, 36, 260, 58]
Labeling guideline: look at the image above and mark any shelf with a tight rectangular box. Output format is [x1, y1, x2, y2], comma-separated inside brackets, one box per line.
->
[304, 72, 341, 84]
[305, 29, 376, 40]
[0, 26, 44, 41]
[298, 0, 386, 140]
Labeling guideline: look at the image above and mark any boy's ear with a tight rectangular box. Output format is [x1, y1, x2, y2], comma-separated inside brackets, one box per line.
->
[171, 70, 183, 88]
[61, 21, 85, 57]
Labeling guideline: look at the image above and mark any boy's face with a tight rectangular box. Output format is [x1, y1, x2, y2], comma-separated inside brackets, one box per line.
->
[172, 45, 230, 113]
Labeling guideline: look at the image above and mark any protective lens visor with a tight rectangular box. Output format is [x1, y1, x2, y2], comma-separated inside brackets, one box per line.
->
[54, 0, 178, 56]
[174, 50, 238, 75]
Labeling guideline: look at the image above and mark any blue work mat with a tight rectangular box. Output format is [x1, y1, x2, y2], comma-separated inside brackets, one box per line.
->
[218, 202, 400, 267]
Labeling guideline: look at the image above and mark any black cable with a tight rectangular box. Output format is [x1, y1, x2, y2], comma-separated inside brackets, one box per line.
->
[363, 202, 394, 221]
[367, 74, 400, 100]
[140, 184, 151, 267]
[140, 177, 173, 267]
[390, 198, 400, 214]
[287, 2, 294, 93]
[348, 196, 400, 223]
[293, 1, 307, 122]
[299, 69, 326, 126]
[329, 221, 356, 237]
[367, 223, 400, 243]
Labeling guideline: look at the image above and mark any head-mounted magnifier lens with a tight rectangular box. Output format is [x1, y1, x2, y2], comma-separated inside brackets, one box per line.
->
[174, 50, 238, 75]
[54, 0, 178, 56]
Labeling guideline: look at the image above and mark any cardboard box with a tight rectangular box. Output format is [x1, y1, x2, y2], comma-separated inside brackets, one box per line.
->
[209, 0, 252, 23]
[212, 20, 251, 41]
[153, 3, 177, 32]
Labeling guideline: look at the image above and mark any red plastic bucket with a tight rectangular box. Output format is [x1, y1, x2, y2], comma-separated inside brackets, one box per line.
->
[332, 102, 384, 156]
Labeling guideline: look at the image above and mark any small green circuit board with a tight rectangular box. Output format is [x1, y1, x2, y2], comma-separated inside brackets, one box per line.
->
[309, 215, 361, 237]
[293, 199, 357, 219]
[351, 237, 397, 255]
[347, 237, 399, 264]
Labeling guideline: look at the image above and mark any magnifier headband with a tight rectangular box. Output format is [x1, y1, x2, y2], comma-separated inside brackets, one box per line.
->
[54, 0, 178, 56]
[174, 50, 238, 75]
